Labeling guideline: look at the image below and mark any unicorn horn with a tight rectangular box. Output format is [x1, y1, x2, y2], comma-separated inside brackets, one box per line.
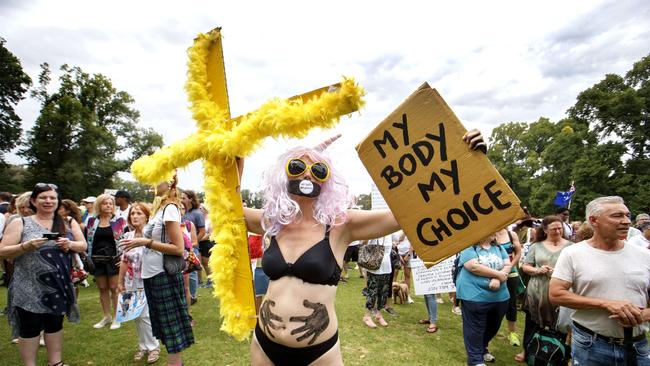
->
[314, 134, 342, 152]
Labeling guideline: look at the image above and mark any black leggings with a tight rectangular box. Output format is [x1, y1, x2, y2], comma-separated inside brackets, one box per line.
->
[16, 307, 64, 338]
[506, 276, 519, 322]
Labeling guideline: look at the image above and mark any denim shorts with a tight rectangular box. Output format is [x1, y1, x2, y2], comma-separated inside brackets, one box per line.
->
[572, 323, 650, 365]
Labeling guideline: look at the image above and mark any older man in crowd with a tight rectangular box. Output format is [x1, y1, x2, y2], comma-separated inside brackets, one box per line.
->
[549, 196, 650, 365]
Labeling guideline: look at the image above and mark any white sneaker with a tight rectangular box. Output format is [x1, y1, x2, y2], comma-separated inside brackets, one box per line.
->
[93, 316, 112, 329]
[452, 306, 462, 315]
[436, 297, 444, 304]
[407, 296, 414, 304]
[110, 320, 121, 330]
[11, 338, 18, 344]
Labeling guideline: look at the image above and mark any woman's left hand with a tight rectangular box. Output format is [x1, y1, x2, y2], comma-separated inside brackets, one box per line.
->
[55, 238, 72, 252]
[120, 238, 150, 252]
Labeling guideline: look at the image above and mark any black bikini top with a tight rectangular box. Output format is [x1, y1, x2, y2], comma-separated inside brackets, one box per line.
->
[262, 225, 341, 286]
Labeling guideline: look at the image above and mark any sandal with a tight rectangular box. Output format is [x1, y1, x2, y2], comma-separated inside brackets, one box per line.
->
[418, 319, 431, 324]
[133, 349, 147, 361]
[147, 348, 161, 363]
[49, 362, 69, 366]
[426, 325, 438, 333]
[362, 315, 377, 328]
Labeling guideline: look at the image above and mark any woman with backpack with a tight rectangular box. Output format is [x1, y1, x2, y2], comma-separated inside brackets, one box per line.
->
[514, 216, 572, 363]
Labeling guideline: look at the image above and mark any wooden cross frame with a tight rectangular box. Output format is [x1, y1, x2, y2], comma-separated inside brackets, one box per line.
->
[130, 28, 364, 340]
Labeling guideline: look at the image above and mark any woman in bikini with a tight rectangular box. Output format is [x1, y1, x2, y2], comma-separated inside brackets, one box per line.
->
[244, 130, 486, 365]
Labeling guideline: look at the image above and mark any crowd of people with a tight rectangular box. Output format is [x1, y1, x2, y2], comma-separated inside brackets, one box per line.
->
[0, 126, 648, 366]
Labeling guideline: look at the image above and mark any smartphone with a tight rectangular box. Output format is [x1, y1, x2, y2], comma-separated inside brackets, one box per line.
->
[42, 232, 60, 240]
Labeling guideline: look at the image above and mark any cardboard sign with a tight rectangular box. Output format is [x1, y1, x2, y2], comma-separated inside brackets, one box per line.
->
[411, 256, 456, 295]
[356, 83, 524, 265]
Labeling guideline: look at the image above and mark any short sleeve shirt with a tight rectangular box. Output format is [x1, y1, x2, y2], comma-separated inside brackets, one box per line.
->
[456, 245, 510, 303]
[552, 241, 650, 337]
[141, 204, 181, 279]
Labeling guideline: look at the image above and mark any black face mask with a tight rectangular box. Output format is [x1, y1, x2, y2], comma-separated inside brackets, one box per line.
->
[287, 179, 321, 198]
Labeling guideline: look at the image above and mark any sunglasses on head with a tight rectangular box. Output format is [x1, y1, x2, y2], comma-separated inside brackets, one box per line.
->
[286, 158, 330, 182]
[35, 183, 58, 190]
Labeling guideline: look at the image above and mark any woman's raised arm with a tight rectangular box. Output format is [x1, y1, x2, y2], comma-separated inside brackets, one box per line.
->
[345, 209, 400, 242]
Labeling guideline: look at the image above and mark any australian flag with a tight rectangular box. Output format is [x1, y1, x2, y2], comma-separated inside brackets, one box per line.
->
[553, 183, 576, 208]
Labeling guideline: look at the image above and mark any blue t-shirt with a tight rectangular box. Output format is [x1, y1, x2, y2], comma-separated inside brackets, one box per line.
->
[456, 244, 510, 303]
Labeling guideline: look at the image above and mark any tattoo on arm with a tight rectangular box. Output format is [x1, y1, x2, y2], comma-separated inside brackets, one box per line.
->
[289, 299, 330, 345]
[259, 299, 284, 338]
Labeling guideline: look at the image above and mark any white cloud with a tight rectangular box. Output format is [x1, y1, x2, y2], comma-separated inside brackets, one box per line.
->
[2, 0, 649, 197]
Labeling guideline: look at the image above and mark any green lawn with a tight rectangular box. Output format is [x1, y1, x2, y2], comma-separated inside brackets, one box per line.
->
[0, 273, 526, 365]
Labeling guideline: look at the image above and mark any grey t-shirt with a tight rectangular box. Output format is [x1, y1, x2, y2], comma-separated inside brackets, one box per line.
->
[552, 240, 650, 337]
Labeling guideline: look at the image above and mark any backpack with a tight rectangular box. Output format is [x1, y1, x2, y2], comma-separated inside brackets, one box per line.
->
[451, 245, 479, 285]
[525, 328, 568, 366]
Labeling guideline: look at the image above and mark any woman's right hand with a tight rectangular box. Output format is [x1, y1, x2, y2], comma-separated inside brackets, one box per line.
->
[24, 238, 48, 251]
[117, 283, 125, 293]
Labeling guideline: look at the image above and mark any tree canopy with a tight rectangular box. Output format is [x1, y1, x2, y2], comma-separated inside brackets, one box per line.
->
[20, 63, 163, 199]
[489, 53, 650, 219]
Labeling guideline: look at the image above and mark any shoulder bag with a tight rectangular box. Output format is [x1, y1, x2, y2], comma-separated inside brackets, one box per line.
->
[358, 241, 385, 271]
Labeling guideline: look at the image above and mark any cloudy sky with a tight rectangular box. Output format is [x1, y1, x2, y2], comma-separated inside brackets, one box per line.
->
[2, 0, 649, 196]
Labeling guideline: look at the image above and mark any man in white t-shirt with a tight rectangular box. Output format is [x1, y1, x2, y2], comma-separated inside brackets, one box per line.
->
[550, 196, 650, 365]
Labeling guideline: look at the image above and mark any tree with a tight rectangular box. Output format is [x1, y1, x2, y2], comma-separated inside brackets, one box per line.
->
[21, 64, 163, 200]
[111, 176, 155, 203]
[488, 54, 650, 218]
[568, 53, 650, 214]
[0, 37, 31, 160]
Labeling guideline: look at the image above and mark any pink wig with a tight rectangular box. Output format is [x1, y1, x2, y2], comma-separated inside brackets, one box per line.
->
[262, 146, 352, 237]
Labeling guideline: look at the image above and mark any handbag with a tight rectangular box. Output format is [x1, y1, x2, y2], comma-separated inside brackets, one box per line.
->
[78, 252, 95, 273]
[358, 242, 385, 271]
[160, 204, 187, 275]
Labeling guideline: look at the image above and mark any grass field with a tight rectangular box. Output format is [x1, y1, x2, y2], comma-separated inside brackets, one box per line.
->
[0, 273, 527, 365]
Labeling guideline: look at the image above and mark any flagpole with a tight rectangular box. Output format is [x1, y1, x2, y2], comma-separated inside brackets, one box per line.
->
[567, 181, 575, 210]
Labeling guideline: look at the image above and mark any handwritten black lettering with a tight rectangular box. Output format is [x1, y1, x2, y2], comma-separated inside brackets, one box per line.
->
[380, 165, 402, 189]
[417, 160, 459, 202]
[399, 153, 417, 176]
[424, 123, 447, 162]
[484, 180, 512, 210]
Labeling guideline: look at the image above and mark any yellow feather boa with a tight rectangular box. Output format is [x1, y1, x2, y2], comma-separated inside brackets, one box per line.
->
[130, 30, 365, 340]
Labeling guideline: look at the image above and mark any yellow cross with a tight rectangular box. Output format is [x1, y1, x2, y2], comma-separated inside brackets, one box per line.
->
[130, 28, 364, 340]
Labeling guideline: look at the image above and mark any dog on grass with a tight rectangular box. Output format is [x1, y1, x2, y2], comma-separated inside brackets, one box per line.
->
[392, 282, 409, 304]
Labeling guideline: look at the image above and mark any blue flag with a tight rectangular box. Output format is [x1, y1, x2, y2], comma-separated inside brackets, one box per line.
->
[553, 186, 575, 208]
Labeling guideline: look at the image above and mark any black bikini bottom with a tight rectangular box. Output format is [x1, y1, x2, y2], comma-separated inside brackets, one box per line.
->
[255, 323, 338, 366]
